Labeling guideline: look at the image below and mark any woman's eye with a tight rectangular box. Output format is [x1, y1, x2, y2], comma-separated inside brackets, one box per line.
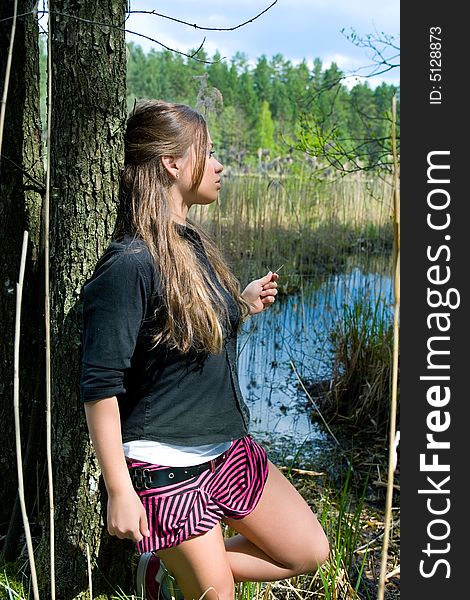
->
[209, 150, 215, 158]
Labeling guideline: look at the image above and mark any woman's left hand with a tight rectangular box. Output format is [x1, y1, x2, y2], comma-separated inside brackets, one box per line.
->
[242, 271, 279, 315]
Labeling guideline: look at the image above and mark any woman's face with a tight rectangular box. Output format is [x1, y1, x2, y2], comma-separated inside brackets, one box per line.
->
[177, 134, 224, 207]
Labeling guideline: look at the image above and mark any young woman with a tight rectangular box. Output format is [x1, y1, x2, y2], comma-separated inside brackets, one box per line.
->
[81, 100, 329, 600]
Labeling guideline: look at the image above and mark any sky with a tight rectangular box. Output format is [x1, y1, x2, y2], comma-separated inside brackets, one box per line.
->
[125, 0, 400, 89]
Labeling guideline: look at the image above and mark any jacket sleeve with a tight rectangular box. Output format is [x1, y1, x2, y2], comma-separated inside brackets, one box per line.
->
[80, 248, 155, 402]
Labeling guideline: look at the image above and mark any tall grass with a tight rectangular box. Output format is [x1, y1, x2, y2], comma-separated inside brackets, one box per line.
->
[191, 173, 394, 287]
[317, 468, 370, 600]
[320, 298, 395, 433]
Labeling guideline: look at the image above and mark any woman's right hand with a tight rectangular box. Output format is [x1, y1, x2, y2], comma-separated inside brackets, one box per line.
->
[107, 487, 150, 542]
[84, 397, 151, 543]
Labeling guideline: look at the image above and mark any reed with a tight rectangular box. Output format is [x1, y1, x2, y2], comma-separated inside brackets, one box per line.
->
[321, 297, 395, 433]
[191, 172, 393, 288]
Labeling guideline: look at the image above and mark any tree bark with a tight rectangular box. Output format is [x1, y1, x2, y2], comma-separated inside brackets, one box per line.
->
[34, 1, 132, 597]
[0, 0, 45, 557]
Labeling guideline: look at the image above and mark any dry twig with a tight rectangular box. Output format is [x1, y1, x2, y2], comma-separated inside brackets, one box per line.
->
[278, 466, 325, 477]
[14, 231, 40, 600]
[377, 94, 400, 600]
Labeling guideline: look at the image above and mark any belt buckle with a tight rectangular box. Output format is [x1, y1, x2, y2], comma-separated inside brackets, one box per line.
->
[132, 467, 152, 490]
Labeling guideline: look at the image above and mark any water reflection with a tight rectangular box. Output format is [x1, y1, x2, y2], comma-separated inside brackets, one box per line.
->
[238, 258, 394, 464]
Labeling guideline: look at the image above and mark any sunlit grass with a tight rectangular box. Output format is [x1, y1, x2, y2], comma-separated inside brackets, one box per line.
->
[191, 173, 393, 288]
[316, 297, 395, 434]
[1, 465, 393, 600]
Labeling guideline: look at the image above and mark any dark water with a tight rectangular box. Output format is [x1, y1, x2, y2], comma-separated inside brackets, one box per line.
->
[237, 256, 394, 467]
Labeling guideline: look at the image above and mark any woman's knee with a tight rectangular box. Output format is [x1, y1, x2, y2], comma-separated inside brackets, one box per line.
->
[306, 530, 330, 571]
[192, 579, 235, 600]
[287, 528, 330, 575]
[301, 529, 330, 573]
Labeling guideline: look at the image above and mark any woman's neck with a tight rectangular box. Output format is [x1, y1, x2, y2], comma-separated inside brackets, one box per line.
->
[168, 190, 189, 225]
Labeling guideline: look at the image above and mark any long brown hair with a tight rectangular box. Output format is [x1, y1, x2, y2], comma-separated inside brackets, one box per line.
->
[115, 100, 250, 354]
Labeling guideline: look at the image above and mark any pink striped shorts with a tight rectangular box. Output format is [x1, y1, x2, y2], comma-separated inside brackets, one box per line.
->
[127, 435, 269, 553]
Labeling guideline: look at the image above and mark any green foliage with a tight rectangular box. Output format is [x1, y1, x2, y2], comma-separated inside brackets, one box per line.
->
[37, 39, 399, 170]
[123, 43, 399, 168]
[317, 466, 371, 599]
[0, 564, 28, 600]
[256, 101, 275, 153]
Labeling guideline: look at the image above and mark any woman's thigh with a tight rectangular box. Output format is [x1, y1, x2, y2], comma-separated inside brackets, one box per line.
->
[158, 522, 235, 600]
[223, 459, 329, 572]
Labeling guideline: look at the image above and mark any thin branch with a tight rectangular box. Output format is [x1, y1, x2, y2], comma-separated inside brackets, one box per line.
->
[0, 10, 32, 23]
[341, 27, 400, 79]
[0, 9, 212, 63]
[377, 94, 400, 600]
[53, 11, 215, 63]
[0, 1, 279, 29]
[45, 8, 55, 598]
[0, 0, 18, 165]
[1, 153, 46, 193]
[289, 359, 343, 449]
[14, 231, 40, 600]
[128, 1, 278, 32]
[3, 2, 279, 62]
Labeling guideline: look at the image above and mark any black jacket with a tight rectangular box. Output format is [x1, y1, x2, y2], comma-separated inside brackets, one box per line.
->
[80, 226, 250, 445]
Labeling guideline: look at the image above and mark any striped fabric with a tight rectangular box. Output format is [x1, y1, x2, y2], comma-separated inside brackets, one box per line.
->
[127, 435, 269, 553]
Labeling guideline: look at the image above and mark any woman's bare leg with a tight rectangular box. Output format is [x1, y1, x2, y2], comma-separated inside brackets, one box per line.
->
[223, 459, 329, 581]
[157, 460, 329, 597]
[158, 523, 235, 600]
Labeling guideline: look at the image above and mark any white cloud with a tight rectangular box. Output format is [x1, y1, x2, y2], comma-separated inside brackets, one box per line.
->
[323, 53, 357, 70]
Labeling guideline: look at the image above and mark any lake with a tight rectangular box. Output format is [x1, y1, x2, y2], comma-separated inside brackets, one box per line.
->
[237, 254, 394, 467]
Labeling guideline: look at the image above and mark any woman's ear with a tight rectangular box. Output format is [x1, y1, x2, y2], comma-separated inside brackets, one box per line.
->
[161, 155, 179, 180]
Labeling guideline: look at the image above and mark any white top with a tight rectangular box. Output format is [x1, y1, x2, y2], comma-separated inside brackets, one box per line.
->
[123, 439, 233, 467]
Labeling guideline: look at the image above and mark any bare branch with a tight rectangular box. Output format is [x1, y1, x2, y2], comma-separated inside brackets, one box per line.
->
[341, 27, 400, 79]
[1, 2, 280, 64]
[49, 11, 214, 63]
[0, 10, 214, 63]
[127, 1, 278, 32]
[1, 153, 46, 193]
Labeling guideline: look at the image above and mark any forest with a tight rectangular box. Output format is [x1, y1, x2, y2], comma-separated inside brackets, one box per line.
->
[126, 43, 399, 170]
[39, 39, 400, 172]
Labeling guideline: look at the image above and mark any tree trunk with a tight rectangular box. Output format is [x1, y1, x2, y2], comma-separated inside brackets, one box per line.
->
[0, 0, 45, 557]
[35, 1, 132, 597]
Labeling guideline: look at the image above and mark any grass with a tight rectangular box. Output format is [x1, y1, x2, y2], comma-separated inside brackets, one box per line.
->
[0, 457, 399, 600]
[1, 564, 29, 599]
[311, 297, 395, 435]
[191, 172, 394, 288]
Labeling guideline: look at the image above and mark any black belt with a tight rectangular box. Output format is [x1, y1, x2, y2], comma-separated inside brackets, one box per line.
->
[129, 450, 229, 491]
